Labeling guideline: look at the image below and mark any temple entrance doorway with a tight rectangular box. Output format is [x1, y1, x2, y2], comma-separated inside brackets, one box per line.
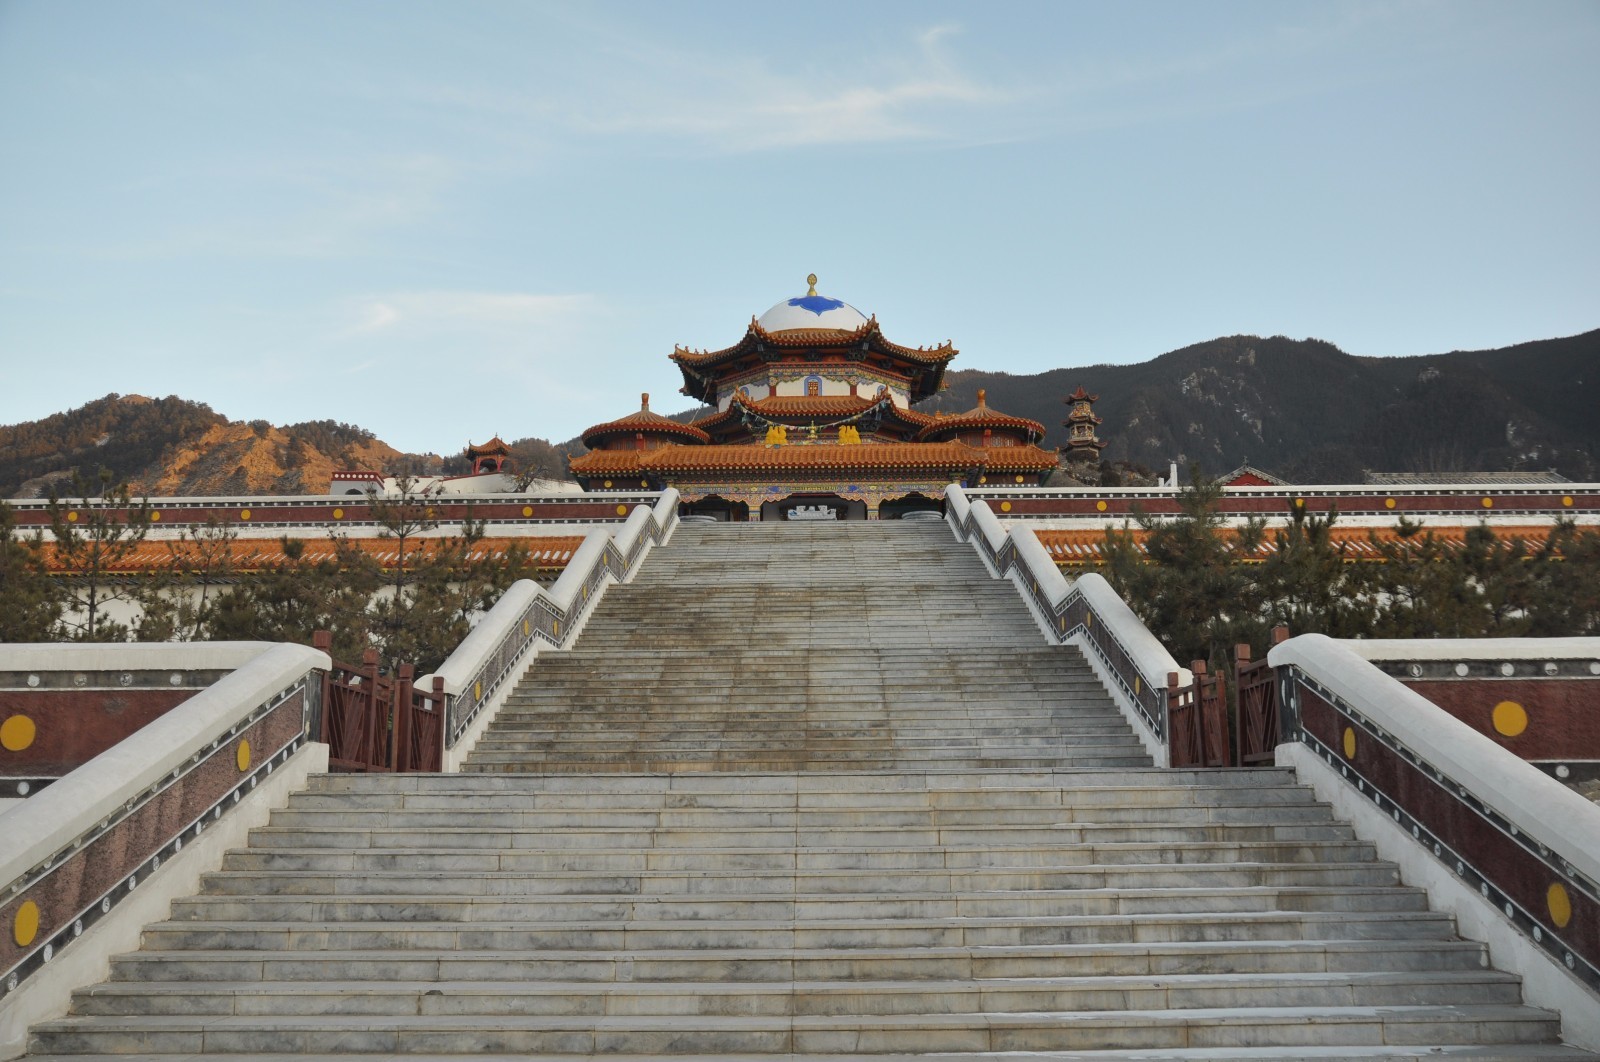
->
[760, 494, 867, 522]
[681, 495, 749, 522]
[879, 493, 943, 520]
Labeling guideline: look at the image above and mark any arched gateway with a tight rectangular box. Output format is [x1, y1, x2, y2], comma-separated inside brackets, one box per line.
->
[569, 275, 1061, 519]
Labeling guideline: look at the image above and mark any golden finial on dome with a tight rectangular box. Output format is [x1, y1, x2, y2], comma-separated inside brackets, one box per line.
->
[806, 273, 818, 296]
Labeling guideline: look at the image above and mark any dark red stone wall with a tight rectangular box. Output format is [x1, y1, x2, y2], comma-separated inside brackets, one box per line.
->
[0, 689, 198, 777]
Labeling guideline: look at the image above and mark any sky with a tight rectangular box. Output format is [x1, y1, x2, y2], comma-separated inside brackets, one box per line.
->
[0, 1, 1595, 454]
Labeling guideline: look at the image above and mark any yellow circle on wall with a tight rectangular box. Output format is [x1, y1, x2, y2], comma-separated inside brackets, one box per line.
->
[522, 506, 533, 517]
[999, 501, 1012, 512]
[235, 739, 251, 772]
[13, 900, 40, 947]
[603, 480, 613, 488]
[1014, 475, 1024, 483]
[149, 511, 161, 522]
[616, 504, 628, 516]
[1096, 500, 1108, 512]
[240, 509, 252, 521]
[1342, 727, 1357, 759]
[1384, 498, 1396, 509]
[641, 479, 649, 487]
[1548, 883, 1573, 928]
[67, 511, 79, 522]
[332, 508, 344, 520]
[1481, 497, 1493, 508]
[1491, 701, 1528, 737]
[1294, 498, 1305, 509]
[0, 714, 36, 752]
[1562, 496, 1574, 507]
[977, 476, 987, 484]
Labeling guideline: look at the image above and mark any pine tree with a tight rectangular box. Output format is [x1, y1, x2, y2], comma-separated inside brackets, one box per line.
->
[46, 470, 155, 641]
[0, 501, 63, 641]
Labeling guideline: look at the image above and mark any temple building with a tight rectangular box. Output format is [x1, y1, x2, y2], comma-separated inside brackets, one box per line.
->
[568, 275, 1060, 519]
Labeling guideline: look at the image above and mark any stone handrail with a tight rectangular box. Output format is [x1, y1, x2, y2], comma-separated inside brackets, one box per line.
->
[944, 485, 1187, 758]
[421, 489, 679, 756]
[0, 642, 327, 1015]
[1269, 633, 1600, 1022]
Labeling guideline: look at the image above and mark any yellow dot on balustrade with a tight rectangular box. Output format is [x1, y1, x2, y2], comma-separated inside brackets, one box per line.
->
[474, 681, 483, 701]
[553, 620, 560, 637]
[1548, 883, 1573, 928]
[1000, 501, 1012, 512]
[13, 900, 40, 947]
[616, 505, 628, 516]
[149, 511, 161, 522]
[1133, 675, 1140, 695]
[1562, 496, 1574, 507]
[522, 506, 533, 517]
[1481, 497, 1494, 508]
[1096, 500, 1108, 512]
[67, 511, 79, 523]
[1, 714, 37, 752]
[240, 509, 251, 521]
[1385, 498, 1397, 509]
[1342, 727, 1357, 759]
[1492, 701, 1528, 737]
[522, 619, 530, 636]
[236, 739, 251, 772]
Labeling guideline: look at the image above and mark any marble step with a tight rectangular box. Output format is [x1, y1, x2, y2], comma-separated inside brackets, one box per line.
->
[29, 1003, 1564, 1055]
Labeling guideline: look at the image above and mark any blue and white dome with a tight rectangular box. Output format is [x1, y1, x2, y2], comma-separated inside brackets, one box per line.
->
[756, 274, 869, 333]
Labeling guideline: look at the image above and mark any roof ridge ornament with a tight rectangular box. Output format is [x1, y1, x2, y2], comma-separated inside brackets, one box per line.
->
[806, 272, 818, 296]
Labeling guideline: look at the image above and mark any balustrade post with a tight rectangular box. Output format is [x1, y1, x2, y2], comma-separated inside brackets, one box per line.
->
[432, 677, 447, 772]
[394, 663, 415, 773]
[361, 649, 385, 770]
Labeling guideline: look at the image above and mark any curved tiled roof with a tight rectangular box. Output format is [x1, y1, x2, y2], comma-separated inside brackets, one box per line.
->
[638, 441, 989, 474]
[40, 536, 586, 576]
[692, 393, 936, 434]
[580, 394, 711, 448]
[567, 450, 649, 476]
[916, 389, 1047, 444]
[465, 436, 510, 457]
[1033, 523, 1571, 567]
[672, 317, 958, 370]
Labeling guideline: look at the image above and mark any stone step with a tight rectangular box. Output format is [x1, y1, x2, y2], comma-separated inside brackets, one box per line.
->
[168, 886, 1434, 923]
[24, 1048, 1599, 1062]
[105, 938, 1496, 985]
[71, 969, 1523, 1018]
[30, 1003, 1564, 1055]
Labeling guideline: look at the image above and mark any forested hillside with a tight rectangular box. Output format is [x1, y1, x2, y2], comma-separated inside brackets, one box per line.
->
[919, 329, 1600, 481]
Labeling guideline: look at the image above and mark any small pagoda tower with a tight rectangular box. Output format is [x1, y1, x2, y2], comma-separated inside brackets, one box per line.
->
[465, 436, 511, 475]
[1062, 386, 1104, 469]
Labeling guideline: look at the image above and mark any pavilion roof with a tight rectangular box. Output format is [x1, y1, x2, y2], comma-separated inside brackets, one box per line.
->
[670, 317, 957, 404]
[465, 436, 511, 457]
[690, 393, 936, 434]
[580, 393, 711, 448]
[637, 441, 989, 474]
[916, 389, 1046, 444]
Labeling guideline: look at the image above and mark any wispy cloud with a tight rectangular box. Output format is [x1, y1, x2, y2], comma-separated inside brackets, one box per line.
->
[340, 290, 600, 338]
[386, 21, 1018, 154]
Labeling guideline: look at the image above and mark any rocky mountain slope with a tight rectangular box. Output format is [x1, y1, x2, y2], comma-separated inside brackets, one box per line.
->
[917, 329, 1600, 481]
[6, 328, 1595, 497]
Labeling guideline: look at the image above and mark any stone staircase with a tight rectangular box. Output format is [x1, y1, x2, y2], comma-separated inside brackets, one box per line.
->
[25, 521, 1594, 1059]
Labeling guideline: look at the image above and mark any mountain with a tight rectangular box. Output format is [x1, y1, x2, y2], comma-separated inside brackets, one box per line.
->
[0, 395, 405, 498]
[914, 329, 1600, 482]
[5, 329, 1596, 497]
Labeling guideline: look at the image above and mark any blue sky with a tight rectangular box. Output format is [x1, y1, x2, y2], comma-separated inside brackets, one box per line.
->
[1, 1, 1595, 453]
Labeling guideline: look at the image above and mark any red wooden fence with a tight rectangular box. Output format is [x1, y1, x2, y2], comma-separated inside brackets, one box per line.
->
[1166, 626, 1288, 769]
[312, 632, 445, 772]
